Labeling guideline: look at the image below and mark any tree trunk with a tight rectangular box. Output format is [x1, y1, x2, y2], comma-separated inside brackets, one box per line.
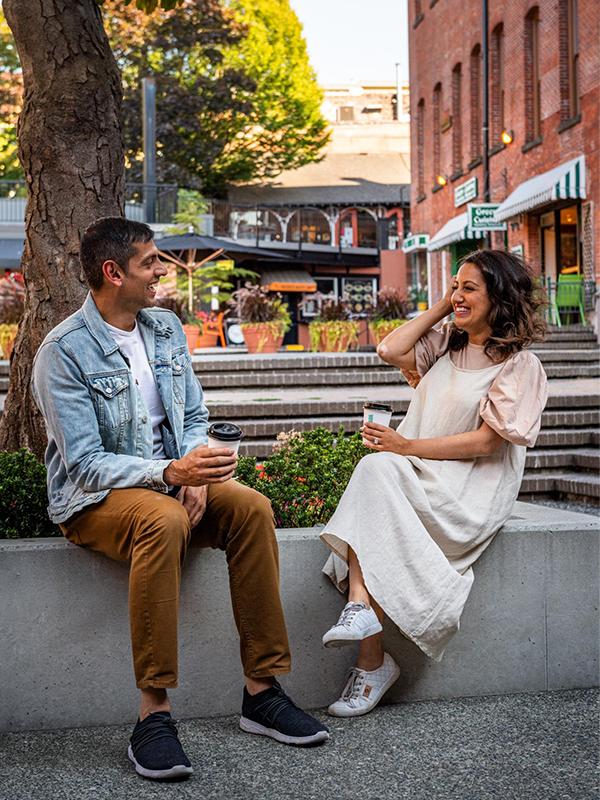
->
[0, 0, 124, 459]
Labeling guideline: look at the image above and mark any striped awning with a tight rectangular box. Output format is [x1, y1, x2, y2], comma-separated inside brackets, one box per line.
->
[495, 155, 586, 222]
[427, 213, 486, 251]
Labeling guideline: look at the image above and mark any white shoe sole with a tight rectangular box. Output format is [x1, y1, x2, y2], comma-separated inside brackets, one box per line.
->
[326, 662, 401, 718]
[322, 619, 383, 648]
[239, 716, 330, 746]
[127, 744, 193, 781]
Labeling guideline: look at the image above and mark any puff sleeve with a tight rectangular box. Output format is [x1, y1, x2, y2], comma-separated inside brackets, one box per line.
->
[479, 351, 548, 447]
[414, 322, 453, 377]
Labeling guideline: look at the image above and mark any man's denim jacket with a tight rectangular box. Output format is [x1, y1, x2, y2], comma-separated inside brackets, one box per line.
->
[32, 293, 208, 524]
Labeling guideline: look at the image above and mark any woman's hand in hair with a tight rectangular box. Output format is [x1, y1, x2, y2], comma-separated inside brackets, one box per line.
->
[361, 422, 412, 455]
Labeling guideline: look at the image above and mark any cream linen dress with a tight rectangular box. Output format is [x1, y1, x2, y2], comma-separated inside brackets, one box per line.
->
[321, 325, 548, 661]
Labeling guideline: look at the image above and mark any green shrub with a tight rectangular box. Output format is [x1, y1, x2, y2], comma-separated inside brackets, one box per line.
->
[0, 449, 59, 539]
[236, 426, 367, 528]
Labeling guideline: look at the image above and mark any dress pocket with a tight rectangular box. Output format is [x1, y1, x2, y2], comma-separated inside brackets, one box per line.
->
[89, 375, 132, 429]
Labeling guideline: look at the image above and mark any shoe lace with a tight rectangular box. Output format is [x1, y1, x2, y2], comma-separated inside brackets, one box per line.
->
[341, 668, 366, 707]
[252, 683, 299, 727]
[337, 602, 366, 628]
[131, 714, 179, 754]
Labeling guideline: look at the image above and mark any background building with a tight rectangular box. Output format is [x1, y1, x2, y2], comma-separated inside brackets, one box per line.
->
[406, 0, 599, 317]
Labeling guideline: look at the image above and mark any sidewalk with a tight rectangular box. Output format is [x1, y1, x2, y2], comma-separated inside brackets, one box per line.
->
[1, 689, 597, 800]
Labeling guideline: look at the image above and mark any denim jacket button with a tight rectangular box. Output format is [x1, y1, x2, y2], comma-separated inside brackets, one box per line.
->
[141, 416, 148, 424]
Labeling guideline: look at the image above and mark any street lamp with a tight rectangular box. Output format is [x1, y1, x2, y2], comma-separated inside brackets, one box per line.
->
[435, 174, 448, 187]
[501, 129, 515, 145]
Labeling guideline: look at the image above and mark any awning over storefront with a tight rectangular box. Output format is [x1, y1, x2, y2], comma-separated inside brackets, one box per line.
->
[495, 155, 586, 222]
[0, 239, 24, 269]
[427, 213, 486, 251]
[260, 269, 317, 292]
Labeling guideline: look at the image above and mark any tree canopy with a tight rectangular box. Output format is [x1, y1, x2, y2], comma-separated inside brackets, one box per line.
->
[0, 0, 328, 195]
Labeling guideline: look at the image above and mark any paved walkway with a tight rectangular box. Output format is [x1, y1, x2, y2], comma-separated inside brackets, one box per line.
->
[1, 689, 597, 800]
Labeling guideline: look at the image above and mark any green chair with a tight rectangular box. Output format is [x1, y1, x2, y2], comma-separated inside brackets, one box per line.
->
[552, 274, 586, 327]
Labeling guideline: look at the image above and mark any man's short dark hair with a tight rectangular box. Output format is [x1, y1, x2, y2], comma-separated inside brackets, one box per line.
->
[80, 217, 154, 290]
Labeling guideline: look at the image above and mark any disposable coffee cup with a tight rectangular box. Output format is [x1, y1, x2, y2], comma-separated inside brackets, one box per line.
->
[362, 402, 393, 444]
[207, 422, 244, 454]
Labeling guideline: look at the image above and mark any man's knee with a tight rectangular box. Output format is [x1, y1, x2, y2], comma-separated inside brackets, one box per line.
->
[137, 494, 191, 550]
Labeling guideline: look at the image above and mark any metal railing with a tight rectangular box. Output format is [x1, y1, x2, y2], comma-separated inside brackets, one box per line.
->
[0, 180, 179, 224]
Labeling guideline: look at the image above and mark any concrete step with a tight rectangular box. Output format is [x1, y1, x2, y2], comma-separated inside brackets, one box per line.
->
[519, 471, 600, 499]
[1, 502, 597, 731]
[543, 364, 600, 378]
[535, 427, 599, 448]
[525, 448, 600, 470]
[198, 369, 406, 390]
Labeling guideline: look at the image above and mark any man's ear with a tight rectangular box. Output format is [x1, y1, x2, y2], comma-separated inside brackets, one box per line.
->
[102, 260, 124, 287]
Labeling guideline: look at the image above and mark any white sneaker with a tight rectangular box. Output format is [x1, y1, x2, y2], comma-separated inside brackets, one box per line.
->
[327, 652, 400, 718]
[322, 601, 383, 648]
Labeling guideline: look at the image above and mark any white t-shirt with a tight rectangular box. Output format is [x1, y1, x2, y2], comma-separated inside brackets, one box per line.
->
[105, 321, 167, 458]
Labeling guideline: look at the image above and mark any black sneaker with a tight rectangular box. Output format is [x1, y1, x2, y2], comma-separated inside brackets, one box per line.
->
[240, 681, 330, 746]
[128, 711, 193, 781]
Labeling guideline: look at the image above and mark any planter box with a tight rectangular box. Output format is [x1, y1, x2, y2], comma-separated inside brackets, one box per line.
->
[1, 502, 598, 732]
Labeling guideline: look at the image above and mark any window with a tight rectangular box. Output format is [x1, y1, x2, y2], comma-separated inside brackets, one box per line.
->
[337, 105, 355, 122]
[417, 98, 425, 197]
[490, 24, 504, 144]
[342, 277, 378, 316]
[432, 83, 442, 184]
[413, 0, 424, 27]
[452, 64, 463, 175]
[469, 45, 482, 162]
[524, 8, 541, 143]
[300, 277, 338, 319]
[559, 0, 580, 123]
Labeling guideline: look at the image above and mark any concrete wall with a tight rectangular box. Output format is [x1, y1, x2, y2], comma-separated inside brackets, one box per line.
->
[1, 502, 598, 732]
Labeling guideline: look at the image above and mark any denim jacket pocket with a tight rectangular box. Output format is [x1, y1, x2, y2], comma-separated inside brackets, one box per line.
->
[171, 352, 189, 405]
[89, 375, 132, 429]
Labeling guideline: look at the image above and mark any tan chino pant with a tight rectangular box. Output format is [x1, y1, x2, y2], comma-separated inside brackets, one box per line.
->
[60, 481, 291, 689]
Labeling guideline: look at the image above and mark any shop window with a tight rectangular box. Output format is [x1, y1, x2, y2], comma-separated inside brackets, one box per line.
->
[287, 208, 332, 245]
[452, 64, 463, 176]
[300, 277, 338, 319]
[469, 45, 482, 163]
[342, 277, 377, 316]
[337, 208, 378, 248]
[234, 209, 283, 243]
[559, 205, 579, 273]
[539, 205, 580, 282]
[524, 8, 541, 144]
[490, 24, 505, 145]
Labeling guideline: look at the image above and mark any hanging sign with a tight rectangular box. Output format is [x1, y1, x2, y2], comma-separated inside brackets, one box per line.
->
[467, 203, 507, 231]
[402, 233, 429, 253]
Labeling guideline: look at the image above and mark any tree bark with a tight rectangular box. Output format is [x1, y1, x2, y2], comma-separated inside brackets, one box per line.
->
[1, 0, 124, 459]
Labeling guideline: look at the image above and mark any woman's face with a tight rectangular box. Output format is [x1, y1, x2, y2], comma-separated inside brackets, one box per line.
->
[451, 262, 493, 339]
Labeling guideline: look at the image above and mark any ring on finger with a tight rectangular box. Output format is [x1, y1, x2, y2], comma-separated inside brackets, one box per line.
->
[373, 437, 380, 445]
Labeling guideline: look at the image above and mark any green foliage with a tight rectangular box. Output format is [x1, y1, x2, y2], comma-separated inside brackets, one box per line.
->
[0, 13, 23, 179]
[370, 288, 409, 322]
[229, 283, 291, 332]
[236, 427, 367, 528]
[166, 190, 210, 235]
[0, 449, 59, 538]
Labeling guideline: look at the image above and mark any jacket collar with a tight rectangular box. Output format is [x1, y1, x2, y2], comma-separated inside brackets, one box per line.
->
[81, 293, 173, 356]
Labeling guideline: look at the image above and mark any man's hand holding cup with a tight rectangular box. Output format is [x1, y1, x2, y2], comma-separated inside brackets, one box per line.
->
[164, 444, 238, 487]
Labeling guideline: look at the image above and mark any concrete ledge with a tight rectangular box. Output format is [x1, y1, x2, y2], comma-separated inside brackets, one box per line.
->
[1, 502, 598, 732]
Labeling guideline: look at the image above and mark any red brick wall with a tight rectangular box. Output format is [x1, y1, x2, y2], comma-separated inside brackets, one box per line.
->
[408, 0, 599, 299]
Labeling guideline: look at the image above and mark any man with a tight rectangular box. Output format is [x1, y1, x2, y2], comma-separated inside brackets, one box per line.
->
[32, 217, 328, 782]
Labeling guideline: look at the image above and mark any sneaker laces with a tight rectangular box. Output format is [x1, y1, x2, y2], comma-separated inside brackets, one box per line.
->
[131, 714, 180, 754]
[252, 683, 299, 727]
[340, 668, 366, 707]
[336, 602, 367, 629]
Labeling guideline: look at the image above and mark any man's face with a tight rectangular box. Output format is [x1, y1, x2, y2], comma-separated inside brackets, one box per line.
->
[116, 239, 167, 312]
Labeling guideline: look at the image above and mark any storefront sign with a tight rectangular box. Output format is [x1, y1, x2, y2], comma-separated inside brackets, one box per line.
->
[467, 203, 507, 231]
[510, 244, 524, 257]
[402, 233, 429, 253]
[454, 177, 478, 208]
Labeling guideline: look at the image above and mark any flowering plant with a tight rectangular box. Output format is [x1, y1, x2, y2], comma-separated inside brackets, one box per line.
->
[236, 426, 367, 528]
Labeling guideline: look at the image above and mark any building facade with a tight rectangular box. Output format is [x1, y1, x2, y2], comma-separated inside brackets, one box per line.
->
[225, 82, 413, 347]
[406, 0, 599, 319]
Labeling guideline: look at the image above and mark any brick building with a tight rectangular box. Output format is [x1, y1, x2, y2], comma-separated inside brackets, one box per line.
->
[405, 0, 599, 318]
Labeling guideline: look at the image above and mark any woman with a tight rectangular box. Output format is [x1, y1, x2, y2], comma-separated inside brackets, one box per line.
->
[320, 250, 548, 717]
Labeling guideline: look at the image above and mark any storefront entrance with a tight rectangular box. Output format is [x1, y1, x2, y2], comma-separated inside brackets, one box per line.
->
[540, 204, 580, 281]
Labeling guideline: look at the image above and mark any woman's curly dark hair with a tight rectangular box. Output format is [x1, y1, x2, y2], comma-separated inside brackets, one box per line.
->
[447, 249, 547, 361]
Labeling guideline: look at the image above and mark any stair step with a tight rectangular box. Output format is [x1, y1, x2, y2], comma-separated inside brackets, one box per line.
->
[519, 471, 600, 499]
[543, 365, 600, 378]
[199, 370, 406, 389]
[540, 409, 600, 427]
[525, 448, 600, 470]
[535, 428, 599, 447]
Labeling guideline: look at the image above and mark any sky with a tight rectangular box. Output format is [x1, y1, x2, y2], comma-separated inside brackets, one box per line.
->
[289, 0, 409, 86]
